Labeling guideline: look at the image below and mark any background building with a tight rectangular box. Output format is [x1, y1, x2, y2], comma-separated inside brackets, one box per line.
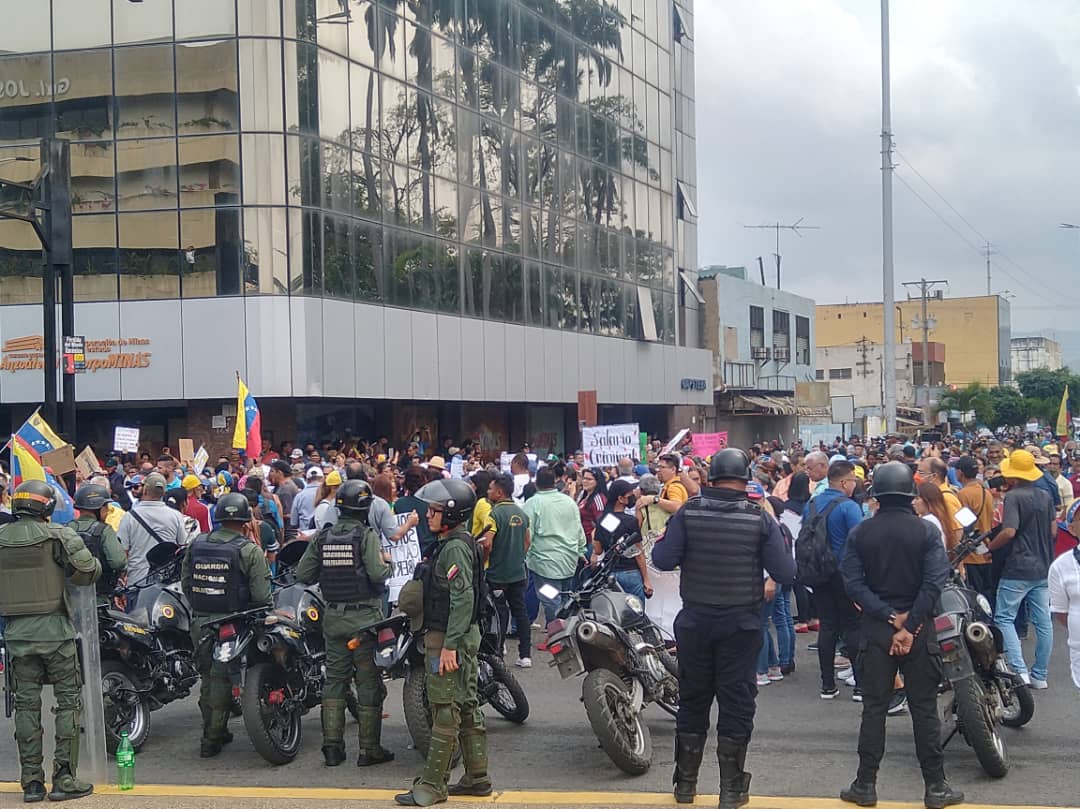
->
[0, 0, 709, 456]
[815, 293, 1011, 388]
[1011, 336, 1062, 376]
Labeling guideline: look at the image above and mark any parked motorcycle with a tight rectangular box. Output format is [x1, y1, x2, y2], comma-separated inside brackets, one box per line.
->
[99, 542, 198, 754]
[540, 529, 678, 775]
[935, 508, 1035, 778]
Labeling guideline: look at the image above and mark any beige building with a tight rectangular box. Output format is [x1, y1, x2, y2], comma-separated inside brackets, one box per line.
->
[1011, 336, 1062, 376]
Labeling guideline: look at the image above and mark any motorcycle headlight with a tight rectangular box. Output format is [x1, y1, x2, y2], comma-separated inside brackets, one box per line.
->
[625, 595, 645, 615]
[976, 594, 993, 616]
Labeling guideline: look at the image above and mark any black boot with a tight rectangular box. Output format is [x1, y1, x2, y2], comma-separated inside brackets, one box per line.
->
[322, 745, 346, 767]
[716, 737, 751, 809]
[924, 781, 964, 809]
[840, 779, 878, 806]
[23, 781, 46, 803]
[673, 733, 707, 804]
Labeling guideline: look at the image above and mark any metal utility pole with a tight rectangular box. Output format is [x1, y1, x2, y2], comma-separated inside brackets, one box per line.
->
[902, 278, 948, 417]
[880, 0, 898, 434]
[743, 218, 819, 289]
[45, 139, 75, 442]
[984, 241, 995, 296]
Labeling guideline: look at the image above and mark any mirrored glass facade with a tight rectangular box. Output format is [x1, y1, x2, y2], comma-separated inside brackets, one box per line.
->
[1, 0, 693, 345]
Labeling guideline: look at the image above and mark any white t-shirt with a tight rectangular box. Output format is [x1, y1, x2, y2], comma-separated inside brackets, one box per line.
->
[921, 513, 945, 547]
[512, 472, 532, 505]
[1048, 551, 1080, 689]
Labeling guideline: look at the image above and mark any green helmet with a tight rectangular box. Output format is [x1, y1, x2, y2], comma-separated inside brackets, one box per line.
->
[416, 479, 476, 528]
[335, 479, 373, 519]
[870, 461, 917, 499]
[12, 479, 58, 519]
[214, 492, 252, 523]
[74, 483, 110, 512]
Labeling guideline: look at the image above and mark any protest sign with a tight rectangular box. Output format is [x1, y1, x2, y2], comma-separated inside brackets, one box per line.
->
[75, 446, 102, 479]
[192, 445, 210, 477]
[381, 514, 423, 602]
[663, 428, 690, 454]
[177, 438, 195, 465]
[113, 426, 140, 453]
[690, 432, 728, 458]
[41, 445, 77, 476]
[450, 457, 465, 479]
[581, 423, 640, 466]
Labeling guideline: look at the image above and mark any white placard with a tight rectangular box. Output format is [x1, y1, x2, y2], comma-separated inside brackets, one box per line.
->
[663, 428, 689, 455]
[192, 445, 210, 477]
[381, 514, 423, 602]
[113, 426, 140, 453]
[499, 452, 536, 473]
[450, 457, 465, 479]
[581, 423, 640, 467]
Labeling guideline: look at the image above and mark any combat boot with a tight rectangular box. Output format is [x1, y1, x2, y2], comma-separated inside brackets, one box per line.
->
[840, 779, 878, 806]
[199, 708, 231, 758]
[355, 705, 395, 767]
[47, 769, 93, 802]
[22, 781, 46, 803]
[716, 737, 751, 809]
[447, 727, 492, 796]
[394, 730, 456, 806]
[673, 732, 707, 804]
[321, 698, 347, 766]
[924, 781, 964, 809]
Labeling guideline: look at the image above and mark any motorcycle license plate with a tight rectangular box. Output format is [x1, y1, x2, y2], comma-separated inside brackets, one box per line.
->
[554, 645, 582, 678]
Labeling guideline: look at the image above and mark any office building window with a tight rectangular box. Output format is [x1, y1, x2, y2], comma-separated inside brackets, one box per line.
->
[772, 309, 790, 361]
[749, 305, 765, 349]
[815, 369, 824, 380]
[795, 315, 810, 365]
[829, 368, 852, 380]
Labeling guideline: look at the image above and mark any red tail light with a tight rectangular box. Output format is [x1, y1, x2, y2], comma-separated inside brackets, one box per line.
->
[933, 615, 955, 633]
[940, 638, 959, 653]
[548, 642, 564, 656]
[232, 686, 241, 699]
[267, 689, 285, 705]
[378, 628, 397, 644]
[218, 624, 237, 640]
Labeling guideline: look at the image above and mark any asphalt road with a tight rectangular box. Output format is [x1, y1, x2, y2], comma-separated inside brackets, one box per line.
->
[1, 631, 1076, 807]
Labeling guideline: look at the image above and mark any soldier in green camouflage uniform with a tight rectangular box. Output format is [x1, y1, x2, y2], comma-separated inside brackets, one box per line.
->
[294, 479, 394, 767]
[71, 484, 127, 606]
[396, 479, 490, 807]
[180, 492, 272, 758]
[0, 480, 101, 803]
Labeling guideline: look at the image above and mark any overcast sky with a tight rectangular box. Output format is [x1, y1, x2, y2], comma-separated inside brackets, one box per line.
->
[694, 0, 1080, 354]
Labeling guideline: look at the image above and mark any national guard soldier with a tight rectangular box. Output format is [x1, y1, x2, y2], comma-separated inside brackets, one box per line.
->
[839, 461, 962, 809]
[72, 484, 127, 605]
[181, 492, 272, 757]
[395, 479, 489, 807]
[652, 448, 796, 809]
[0, 479, 101, 802]
[293, 479, 394, 767]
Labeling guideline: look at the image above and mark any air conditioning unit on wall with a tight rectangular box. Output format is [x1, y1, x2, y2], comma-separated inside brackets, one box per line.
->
[751, 346, 771, 361]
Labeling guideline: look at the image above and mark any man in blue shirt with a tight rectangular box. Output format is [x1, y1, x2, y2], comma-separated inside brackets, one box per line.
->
[803, 460, 864, 699]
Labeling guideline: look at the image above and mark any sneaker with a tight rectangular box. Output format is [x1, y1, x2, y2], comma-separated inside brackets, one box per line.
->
[808, 619, 821, 631]
[807, 642, 820, 652]
[795, 622, 809, 634]
[834, 655, 850, 668]
[767, 666, 784, 681]
[843, 674, 857, 688]
[851, 689, 863, 703]
[820, 686, 840, 700]
[887, 691, 908, 715]
[515, 657, 533, 669]
[1029, 678, 1048, 690]
[836, 666, 854, 681]
[1019, 672, 1032, 686]
[756, 673, 771, 686]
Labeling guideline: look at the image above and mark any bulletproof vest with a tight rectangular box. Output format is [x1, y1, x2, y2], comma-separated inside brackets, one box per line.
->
[0, 520, 67, 617]
[189, 533, 251, 614]
[77, 520, 117, 595]
[317, 522, 383, 603]
[422, 531, 482, 633]
[679, 493, 764, 610]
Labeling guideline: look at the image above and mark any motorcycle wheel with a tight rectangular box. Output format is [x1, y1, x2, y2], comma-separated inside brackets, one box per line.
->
[581, 669, 652, 775]
[481, 655, 529, 723]
[401, 665, 463, 766]
[657, 646, 679, 678]
[102, 661, 150, 755]
[954, 676, 1009, 778]
[241, 662, 303, 765]
[1000, 677, 1035, 728]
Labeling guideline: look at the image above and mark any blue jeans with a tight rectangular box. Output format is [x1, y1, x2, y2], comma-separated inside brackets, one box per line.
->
[532, 572, 575, 626]
[772, 588, 796, 667]
[614, 569, 646, 601]
[757, 597, 778, 674]
[994, 578, 1053, 681]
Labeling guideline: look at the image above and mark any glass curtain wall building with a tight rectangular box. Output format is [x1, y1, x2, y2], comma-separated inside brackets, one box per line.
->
[0, 0, 709, 450]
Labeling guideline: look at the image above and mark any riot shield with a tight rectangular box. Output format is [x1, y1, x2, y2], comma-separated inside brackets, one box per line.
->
[67, 583, 107, 785]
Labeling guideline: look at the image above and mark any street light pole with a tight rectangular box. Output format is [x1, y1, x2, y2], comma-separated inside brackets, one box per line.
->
[880, 0, 898, 434]
[46, 138, 76, 443]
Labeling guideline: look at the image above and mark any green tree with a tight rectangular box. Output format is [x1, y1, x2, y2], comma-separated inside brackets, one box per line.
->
[1015, 367, 1078, 407]
[987, 386, 1028, 428]
[936, 382, 992, 429]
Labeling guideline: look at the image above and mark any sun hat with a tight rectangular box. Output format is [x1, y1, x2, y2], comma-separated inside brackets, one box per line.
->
[1000, 450, 1043, 482]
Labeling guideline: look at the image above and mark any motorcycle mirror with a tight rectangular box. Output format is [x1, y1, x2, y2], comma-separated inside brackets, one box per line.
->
[599, 513, 621, 534]
[537, 583, 561, 600]
[954, 507, 978, 529]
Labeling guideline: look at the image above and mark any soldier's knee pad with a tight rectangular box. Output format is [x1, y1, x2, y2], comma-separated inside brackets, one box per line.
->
[429, 701, 461, 732]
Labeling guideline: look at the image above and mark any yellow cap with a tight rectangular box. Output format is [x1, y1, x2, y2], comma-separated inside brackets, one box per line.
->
[853, 465, 865, 480]
[326, 470, 343, 486]
[181, 474, 202, 491]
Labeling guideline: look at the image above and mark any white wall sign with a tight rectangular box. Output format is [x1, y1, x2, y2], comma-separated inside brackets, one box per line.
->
[581, 423, 641, 467]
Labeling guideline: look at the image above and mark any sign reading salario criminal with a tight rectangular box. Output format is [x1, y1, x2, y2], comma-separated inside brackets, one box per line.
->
[1, 335, 153, 372]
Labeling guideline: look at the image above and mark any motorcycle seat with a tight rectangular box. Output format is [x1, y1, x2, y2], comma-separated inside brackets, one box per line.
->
[104, 608, 148, 627]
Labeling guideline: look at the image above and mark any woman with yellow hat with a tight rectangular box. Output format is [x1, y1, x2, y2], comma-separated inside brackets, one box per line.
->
[312, 470, 344, 531]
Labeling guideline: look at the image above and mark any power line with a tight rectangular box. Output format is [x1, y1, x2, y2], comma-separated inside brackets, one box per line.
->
[894, 148, 991, 244]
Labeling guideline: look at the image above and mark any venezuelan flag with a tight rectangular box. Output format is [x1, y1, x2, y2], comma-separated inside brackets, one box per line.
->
[10, 434, 47, 486]
[232, 375, 262, 458]
[16, 409, 66, 457]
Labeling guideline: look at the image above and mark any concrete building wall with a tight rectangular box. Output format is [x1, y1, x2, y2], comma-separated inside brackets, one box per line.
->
[816, 342, 914, 411]
[1011, 336, 1063, 375]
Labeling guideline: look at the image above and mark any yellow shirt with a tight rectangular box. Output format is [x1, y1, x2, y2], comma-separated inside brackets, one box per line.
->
[939, 482, 963, 551]
[471, 497, 492, 538]
[661, 479, 689, 505]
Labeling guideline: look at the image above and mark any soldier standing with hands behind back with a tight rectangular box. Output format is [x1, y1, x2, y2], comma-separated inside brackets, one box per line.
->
[839, 461, 962, 809]
[652, 449, 795, 809]
[0, 480, 101, 802]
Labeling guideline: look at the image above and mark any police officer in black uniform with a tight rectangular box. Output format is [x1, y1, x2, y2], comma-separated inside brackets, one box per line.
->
[839, 461, 963, 809]
[652, 448, 796, 809]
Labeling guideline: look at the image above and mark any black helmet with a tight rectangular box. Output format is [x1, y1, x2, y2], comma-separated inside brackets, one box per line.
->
[336, 479, 373, 518]
[870, 461, 917, 499]
[709, 448, 751, 482]
[416, 479, 476, 528]
[214, 492, 252, 523]
[11, 479, 57, 519]
[74, 483, 110, 512]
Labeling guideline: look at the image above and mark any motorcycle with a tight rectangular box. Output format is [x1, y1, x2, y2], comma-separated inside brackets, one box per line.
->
[99, 542, 199, 754]
[540, 529, 678, 775]
[935, 507, 1035, 778]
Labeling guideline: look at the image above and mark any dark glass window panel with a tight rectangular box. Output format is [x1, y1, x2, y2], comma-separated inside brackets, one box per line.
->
[242, 206, 289, 295]
[384, 226, 419, 307]
[526, 261, 543, 326]
[321, 213, 353, 300]
[286, 41, 320, 136]
[430, 98, 457, 179]
[622, 283, 639, 339]
[349, 217, 384, 303]
[55, 50, 113, 140]
[118, 211, 179, 300]
[69, 141, 117, 216]
[380, 79, 415, 167]
[431, 33, 457, 100]
[115, 45, 176, 138]
[285, 0, 318, 43]
[411, 238, 459, 313]
[381, 160, 411, 225]
[179, 135, 240, 207]
[636, 238, 664, 288]
[300, 207, 322, 295]
[578, 223, 600, 273]
[181, 207, 242, 296]
[72, 214, 118, 302]
[486, 253, 523, 322]
[116, 139, 178, 211]
[522, 205, 541, 259]
[0, 220, 42, 304]
[286, 134, 321, 206]
[433, 175, 458, 239]
[322, 140, 353, 213]
[375, 6, 407, 82]
[349, 147, 381, 218]
[560, 216, 577, 267]
[350, 62, 381, 160]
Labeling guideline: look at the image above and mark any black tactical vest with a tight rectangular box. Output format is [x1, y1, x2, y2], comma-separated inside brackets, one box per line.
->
[422, 531, 482, 633]
[77, 521, 117, 595]
[679, 492, 765, 610]
[189, 534, 251, 614]
[317, 523, 383, 603]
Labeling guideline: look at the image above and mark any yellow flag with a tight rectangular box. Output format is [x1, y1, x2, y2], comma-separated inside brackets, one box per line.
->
[233, 376, 250, 451]
[1056, 385, 1069, 438]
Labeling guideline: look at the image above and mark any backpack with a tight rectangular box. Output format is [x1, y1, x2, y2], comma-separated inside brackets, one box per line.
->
[794, 499, 842, 586]
[78, 521, 120, 593]
[414, 534, 489, 626]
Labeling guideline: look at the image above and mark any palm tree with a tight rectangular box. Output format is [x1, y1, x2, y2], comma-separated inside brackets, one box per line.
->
[936, 382, 993, 430]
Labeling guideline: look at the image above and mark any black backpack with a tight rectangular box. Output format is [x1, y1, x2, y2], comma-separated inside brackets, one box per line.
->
[78, 521, 120, 594]
[415, 534, 489, 626]
[794, 499, 842, 586]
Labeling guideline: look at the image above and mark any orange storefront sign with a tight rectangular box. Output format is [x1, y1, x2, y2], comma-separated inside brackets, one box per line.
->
[1, 335, 152, 372]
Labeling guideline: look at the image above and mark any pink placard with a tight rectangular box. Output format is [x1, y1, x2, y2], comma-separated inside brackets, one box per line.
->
[691, 432, 728, 457]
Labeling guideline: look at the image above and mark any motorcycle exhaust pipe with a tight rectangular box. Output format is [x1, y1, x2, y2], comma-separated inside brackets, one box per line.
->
[257, 635, 274, 653]
[965, 621, 997, 667]
[577, 621, 621, 652]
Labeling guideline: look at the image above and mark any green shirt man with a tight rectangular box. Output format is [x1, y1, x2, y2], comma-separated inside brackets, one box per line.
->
[0, 481, 102, 802]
